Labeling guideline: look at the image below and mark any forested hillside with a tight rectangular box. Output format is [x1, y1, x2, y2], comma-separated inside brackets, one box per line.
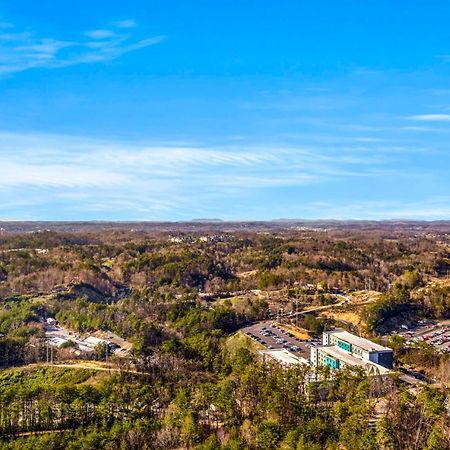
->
[0, 225, 449, 449]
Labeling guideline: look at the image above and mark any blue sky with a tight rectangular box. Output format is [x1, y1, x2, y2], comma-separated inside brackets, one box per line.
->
[1, 1, 450, 220]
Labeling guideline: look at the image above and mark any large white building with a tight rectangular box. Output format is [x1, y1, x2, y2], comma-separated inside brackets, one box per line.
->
[310, 329, 393, 375]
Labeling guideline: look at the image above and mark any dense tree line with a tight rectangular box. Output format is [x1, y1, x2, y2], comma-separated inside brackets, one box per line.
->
[0, 348, 448, 449]
[0, 229, 447, 299]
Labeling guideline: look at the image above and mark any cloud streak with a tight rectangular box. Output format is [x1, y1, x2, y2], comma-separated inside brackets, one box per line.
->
[114, 19, 137, 29]
[0, 20, 164, 75]
[302, 198, 450, 221]
[406, 114, 450, 122]
[0, 130, 398, 219]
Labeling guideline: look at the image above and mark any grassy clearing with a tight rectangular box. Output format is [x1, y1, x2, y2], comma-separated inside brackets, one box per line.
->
[0, 366, 96, 392]
[225, 330, 265, 356]
[349, 290, 383, 304]
[214, 296, 246, 307]
[276, 323, 310, 340]
[322, 308, 366, 330]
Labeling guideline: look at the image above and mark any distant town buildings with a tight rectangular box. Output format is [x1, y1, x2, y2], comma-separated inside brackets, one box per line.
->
[168, 234, 233, 244]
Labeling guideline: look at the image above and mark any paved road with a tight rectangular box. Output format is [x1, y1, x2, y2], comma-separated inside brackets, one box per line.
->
[398, 373, 428, 386]
[242, 320, 318, 360]
[284, 296, 349, 318]
[269, 294, 350, 322]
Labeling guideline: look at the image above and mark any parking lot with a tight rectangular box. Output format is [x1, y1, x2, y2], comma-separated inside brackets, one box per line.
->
[242, 320, 319, 358]
[45, 323, 80, 347]
[397, 320, 450, 352]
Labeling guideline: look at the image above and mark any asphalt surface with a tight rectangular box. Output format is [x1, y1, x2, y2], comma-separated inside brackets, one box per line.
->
[398, 321, 450, 351]
[242, 320, 319, 359]
[45, 324, 80, 347]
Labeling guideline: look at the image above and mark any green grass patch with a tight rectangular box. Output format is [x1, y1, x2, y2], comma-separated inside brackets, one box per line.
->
[0, 367, 95, 393]
[224, 330, 265, 357]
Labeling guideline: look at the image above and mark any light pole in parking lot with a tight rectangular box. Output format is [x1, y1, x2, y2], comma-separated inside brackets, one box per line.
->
[45, 341, 54, 364]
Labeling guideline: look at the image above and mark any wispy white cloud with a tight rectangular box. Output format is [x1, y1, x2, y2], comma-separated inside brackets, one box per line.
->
[400, 126, 432, 131]
[85, 29, 117, 39]
[1, 161, 126, 188]
[406, 114, 450, 122]
[114, 19, 137, 29]
[0, 130, 396, 219]
[302, 198, 450, 221]
[350, 137, 381, 143]
[0, 20, 164, 75]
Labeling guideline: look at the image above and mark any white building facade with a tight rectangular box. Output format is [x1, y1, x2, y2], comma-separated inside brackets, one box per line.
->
[311, 329, 393, 375]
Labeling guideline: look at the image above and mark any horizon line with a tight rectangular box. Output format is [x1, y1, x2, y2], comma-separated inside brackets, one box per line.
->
[1, 218, 450, 224]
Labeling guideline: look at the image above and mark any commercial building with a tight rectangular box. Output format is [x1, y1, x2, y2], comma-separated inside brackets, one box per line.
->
[310, 329, 393, 375]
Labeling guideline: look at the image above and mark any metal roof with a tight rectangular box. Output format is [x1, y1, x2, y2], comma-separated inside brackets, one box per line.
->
[330, 330, 391, 352]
